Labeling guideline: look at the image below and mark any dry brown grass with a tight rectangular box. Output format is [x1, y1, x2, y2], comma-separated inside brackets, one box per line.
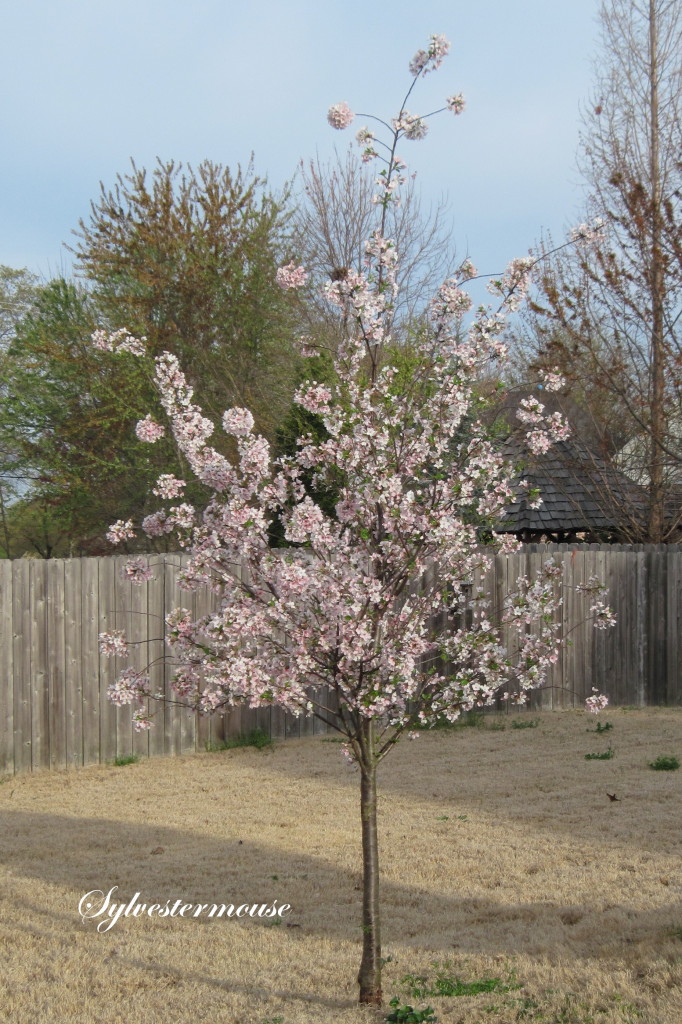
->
[0, 707, 680, 1024]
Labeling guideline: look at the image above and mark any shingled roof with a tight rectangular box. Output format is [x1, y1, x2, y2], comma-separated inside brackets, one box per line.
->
[497, 438, 647, 540]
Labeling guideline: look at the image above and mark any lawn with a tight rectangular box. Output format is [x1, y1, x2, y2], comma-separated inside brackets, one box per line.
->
[0, 708, 680, 1023]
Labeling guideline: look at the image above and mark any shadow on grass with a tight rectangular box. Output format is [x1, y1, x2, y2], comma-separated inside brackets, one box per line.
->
[1, 806, 678, 963]
[0, 891, 354, 1014]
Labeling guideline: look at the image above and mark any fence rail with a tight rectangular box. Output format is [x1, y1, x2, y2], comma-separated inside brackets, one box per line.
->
[1, 545, 680, 775]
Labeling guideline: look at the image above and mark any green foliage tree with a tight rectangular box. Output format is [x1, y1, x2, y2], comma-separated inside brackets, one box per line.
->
[0, 265, 39, 348]
[71, 158, 301, 438]
[0, 265, 40, 555]
[0, 278, 204, 556]
[0, 160, 302, 557]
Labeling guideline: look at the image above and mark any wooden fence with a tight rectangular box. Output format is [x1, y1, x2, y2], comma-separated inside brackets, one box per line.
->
[1, 545, 680, 775]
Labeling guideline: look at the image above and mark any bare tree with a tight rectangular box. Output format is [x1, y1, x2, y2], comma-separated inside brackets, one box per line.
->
[291, 147, 458, 342]
[520, 0, 682, 542]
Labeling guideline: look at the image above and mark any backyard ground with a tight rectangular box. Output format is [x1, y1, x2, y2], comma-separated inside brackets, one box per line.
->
[0, 707, 680, 1024]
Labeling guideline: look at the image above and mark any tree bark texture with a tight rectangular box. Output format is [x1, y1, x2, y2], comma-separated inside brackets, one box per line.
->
[357, 720, 382, 1006]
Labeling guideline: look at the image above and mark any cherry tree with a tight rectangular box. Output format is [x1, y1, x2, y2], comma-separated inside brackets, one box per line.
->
[97, 35, 612, 1008]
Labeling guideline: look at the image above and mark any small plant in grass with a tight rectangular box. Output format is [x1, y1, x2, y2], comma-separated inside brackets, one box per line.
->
[418, 710, 486, 731]
[585, 744, 614, 760]
[586, 720, 613, 733]
[457, 711, 486, 728]
[386, 998, 437, 1023]
[488, 719, 506, 731]
[413, 710, 487, 732]
[112, 754, 139, 766]
[668, 925, 682, 940]
[609, 993, 645, 1021]
[260, 1016, 284, 1024]
[554, 992, 609, 1023]
[649, 755, 679, 771]
[205, 728, 272, 752]
[401, 964, 519, 1000]
[482, 995, 540, 1017]
[511, 717, 539, 729]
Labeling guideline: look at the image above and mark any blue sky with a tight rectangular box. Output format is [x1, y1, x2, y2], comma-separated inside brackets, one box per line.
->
[1, 0, 601, 283]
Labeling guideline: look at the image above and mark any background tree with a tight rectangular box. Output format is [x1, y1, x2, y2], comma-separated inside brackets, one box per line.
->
[517, 0, 682, 542]
[71, 158, 301, 440]
[0, 161, 303, 557]
[0, 266, 40, 556]
[0, 278, 194, 556]
[0, 265, 38, 347]
[291, 146, 458, 348]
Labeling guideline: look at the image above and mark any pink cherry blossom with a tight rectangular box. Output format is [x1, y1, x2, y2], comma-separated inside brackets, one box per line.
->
[298, 335, 319, 358]
[275, 263, 309, 289]
[152, 474, 185, 499]
[167, 503, 196, 531]
[91, 328, 146, 357]
[393, 112, 428, 140]
[569, 217, 605, 246]
[539, 369, 566, 392]
[141, 511, 174, 537]
[107, 667, 149, 706]
[516, 397, 545, 426]
[222, 408, 255, 437]
[585, 689, 609, 711]
[135, 415, 165, 443]
[99, 630, 129, 657]
[430, 278, 473, 322]
[121, 558, 155, 584]
[106, 519, 135, 545]
[458, 258, 477, 280]
[408, 33, 450, 76]
[446, 94, 466, 115]
[590, 602, 617, 630]
[132, 710, 153, 731]
[327, 102, 354, 130]
[487, 255, 534, 312]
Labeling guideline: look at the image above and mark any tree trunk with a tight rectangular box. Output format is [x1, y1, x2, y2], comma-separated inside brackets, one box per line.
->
[357, 720, 382, 1006]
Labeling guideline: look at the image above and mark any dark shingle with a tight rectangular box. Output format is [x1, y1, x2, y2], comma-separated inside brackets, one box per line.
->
[497, 439, 647, 536]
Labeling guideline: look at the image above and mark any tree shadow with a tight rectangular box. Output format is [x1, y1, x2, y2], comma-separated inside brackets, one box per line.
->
[1, 806, 678, 965]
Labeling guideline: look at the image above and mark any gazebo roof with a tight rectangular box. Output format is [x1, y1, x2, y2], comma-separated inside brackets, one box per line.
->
[497, 438, 647, 537]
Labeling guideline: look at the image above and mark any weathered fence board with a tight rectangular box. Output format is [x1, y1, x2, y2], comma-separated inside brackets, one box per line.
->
[12, 560, 31, 774]
[0, 560, 13, 774]
[99, 555, 117, 764]
[0, 545, 680, 775]
[63, 558, 83, 768]
[46, 559, 66, 770]
[147, 554, 166, 760]
[81, 558, 100, 767]
[30, 560, 49, 770]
